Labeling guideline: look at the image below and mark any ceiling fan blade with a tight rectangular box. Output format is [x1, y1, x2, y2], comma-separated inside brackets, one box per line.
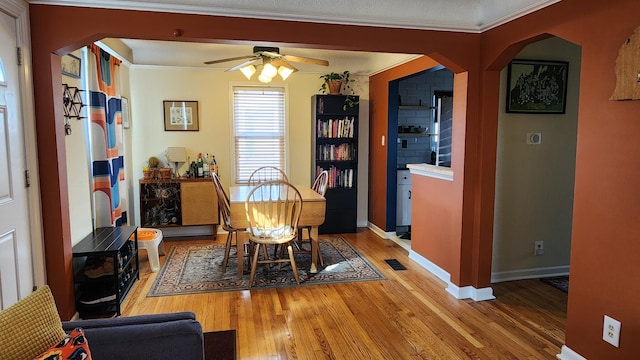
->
[261, 51, 283, 59]
[204, 55, 257, 65]
[226, 59, 262, 72]
[282, 54, 329, 66]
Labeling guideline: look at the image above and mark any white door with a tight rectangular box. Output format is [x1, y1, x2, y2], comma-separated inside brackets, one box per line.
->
[0, 8, 34, 309]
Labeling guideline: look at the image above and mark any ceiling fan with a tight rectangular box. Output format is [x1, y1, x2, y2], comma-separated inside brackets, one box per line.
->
[204, 46, 329, 83]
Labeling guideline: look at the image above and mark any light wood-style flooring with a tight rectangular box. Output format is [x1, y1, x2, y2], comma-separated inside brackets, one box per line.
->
[121, 228, 567, 359]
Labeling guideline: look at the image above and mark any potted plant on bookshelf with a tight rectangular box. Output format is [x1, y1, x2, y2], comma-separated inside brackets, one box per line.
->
[319, 70, 360, 110]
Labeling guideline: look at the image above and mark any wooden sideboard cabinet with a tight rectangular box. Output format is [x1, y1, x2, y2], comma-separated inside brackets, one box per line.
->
[139, 178, 219, 229]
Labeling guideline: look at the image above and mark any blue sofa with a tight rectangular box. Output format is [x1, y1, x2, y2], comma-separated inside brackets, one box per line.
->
[62, 312, 204, 360]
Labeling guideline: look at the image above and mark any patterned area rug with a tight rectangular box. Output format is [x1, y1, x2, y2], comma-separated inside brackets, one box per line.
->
[540, 276, 569, 293]
[148, 237, 385, 296]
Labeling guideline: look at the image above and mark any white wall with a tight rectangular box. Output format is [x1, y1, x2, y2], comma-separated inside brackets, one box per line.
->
[64, 48, 92, 246]
[128, 66, 370, 228]
[492, 37, 581, 281]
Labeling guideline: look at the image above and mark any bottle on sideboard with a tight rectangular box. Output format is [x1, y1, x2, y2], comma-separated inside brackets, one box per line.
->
[197, 153, 204, 177]
[210, 155, 218, 176]
[203, 153, 210, 177]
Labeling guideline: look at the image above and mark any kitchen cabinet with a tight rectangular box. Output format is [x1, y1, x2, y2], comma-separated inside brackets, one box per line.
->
[396, 170, 412, 226]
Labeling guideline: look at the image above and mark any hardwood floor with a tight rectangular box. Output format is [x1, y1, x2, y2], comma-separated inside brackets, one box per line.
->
[121, 228, 567, 359]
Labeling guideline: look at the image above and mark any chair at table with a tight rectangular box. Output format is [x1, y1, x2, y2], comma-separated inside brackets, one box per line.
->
[295, 170, 328, 265]
[247, 166, 288, 185]
[212, 173, 248, 276]
[245, 180, 303, 286]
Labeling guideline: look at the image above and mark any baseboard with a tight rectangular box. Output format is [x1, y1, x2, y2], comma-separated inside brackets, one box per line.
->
[556, 345, 587, 360]
[159, 225, 215, 238]
[491, 265, 570, 283]
[409, 250, 495, 301]
[367, 222, 396, 239]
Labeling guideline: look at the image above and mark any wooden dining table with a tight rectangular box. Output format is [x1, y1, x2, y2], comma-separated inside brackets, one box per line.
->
[228, 184, 326, 273]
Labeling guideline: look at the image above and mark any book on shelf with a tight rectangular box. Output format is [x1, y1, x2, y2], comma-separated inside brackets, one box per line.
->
[317, 117, 355, 138]
[315, 166, 354, 189]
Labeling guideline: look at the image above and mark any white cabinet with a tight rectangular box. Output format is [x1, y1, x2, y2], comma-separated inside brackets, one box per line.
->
[396, 170, 412, 226]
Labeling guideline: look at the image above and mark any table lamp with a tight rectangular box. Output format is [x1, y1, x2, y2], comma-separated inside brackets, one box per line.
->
[166, 147, 187, 178]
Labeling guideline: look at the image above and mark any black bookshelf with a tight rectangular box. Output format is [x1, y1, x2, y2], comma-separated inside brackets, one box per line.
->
[312, 95, 359, 233]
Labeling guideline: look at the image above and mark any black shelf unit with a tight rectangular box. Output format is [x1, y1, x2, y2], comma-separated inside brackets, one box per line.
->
[72, 226, 139, 318]
[312, 94, 359, 233]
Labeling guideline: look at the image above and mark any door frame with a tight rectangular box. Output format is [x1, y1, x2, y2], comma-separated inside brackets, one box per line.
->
[1, 0, 46, 288]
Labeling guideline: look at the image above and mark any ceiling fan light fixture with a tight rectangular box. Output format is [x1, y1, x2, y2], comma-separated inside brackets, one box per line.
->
[261, 62, 278, 78]
[277, 65, 294, 80]
[258, 72, 273, 83]
[239, 65, 256, 80]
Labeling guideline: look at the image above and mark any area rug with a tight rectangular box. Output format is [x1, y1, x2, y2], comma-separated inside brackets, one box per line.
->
[540, 276, 569, 293]
[148, 237, 385, 296]
[204, 330, 236, 360]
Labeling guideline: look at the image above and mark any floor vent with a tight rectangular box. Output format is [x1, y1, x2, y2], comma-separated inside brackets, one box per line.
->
[384, 259, 407, 271]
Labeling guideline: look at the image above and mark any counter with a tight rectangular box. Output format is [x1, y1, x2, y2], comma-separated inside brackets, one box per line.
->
[407, 163, 453, 181]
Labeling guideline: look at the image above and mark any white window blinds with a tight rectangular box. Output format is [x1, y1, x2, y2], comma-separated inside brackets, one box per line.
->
[233, 86, 286, 184]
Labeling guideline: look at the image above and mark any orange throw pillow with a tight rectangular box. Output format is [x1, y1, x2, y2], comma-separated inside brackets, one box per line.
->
[34, 327, 92, 360]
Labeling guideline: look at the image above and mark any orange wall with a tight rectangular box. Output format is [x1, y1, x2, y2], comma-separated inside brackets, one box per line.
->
[368, 56, 441, 229]
[28, 1, 640, 357]
[370, 60, 478, 285]
[481, 0, 640, 358]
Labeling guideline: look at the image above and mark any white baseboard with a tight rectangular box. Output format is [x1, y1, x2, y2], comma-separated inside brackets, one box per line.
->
[367, 222, 396, 239]
[409, 250, 495, 301]
[491, 265, 570, 283]
[556, 345, 586, 360]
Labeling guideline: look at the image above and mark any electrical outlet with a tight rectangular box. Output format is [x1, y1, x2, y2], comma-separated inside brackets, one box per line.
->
[527, 132, 542, 144]
[534, 241, 544, 256]
[603, 315, 621, 347]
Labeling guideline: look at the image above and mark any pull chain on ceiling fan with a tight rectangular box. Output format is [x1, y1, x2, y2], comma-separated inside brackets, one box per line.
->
[204, 46, 329, 83]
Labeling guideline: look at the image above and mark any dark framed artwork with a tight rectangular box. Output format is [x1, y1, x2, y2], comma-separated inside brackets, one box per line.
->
[163, 100, 199, 131]
[506, 59, 569, 114]
[61, 54, 81, 78]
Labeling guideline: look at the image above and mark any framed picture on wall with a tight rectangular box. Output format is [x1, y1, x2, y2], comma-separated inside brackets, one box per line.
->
[506, 59, 569, 114]
[163, 100, 199, 131]
[61, 54, 81, 78]
[121, 96, 130, 129]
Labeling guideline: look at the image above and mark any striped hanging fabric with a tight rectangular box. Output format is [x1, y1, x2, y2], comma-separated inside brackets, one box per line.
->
[87, 44, 127, 227]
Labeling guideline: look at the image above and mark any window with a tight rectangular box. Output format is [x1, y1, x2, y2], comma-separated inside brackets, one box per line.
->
[0, 57, 6, 86]
[232, 86, 286, 184]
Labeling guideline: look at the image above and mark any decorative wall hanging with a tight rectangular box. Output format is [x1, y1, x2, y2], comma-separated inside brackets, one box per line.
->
[506, 59, 568, 114]
[62, 83, 85, 135]
[610, 25, 640, 100]
[163, 100, 199, 131]
[61, 54, 81, 78]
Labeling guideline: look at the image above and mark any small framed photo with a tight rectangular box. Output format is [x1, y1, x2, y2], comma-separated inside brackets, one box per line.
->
[61, 54, 81, 78]
[121, 96, 130, 129]
[506, 59, 568, 114]
[163, 100, 199, 131]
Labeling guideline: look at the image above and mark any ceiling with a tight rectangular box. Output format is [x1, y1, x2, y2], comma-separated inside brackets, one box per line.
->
[33, 0, 561, 75]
